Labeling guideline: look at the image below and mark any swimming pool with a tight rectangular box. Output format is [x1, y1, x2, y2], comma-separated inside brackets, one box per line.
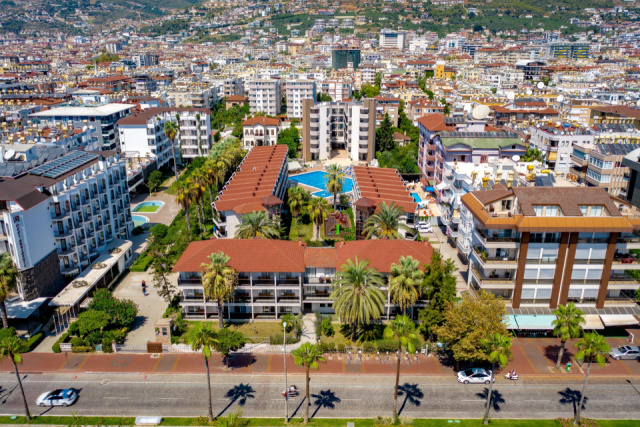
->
[289, 171, 353, 198]
[132, 215, 149, 228]
[133, 201, 165, 213]
[411, 193, 422, 203]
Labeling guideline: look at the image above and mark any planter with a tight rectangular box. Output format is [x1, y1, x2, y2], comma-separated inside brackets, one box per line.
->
[92, 262, 107, 269]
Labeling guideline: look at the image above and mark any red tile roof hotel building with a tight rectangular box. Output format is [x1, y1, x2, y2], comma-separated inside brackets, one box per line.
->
[352, 166, 417, 214]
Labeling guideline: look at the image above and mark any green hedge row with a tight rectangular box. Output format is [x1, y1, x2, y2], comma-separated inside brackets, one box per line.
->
[130, 253, 153, 272]
[52, 333, 69, 353]
[24, 332, 44, 352]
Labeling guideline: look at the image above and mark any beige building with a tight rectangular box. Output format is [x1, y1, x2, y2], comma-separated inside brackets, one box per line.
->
[242, 116, 281, 148]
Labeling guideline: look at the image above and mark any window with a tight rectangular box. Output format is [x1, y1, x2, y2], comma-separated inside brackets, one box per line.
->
[580, 206, 588, 216]
[545, 206, 559, 217]
[590, 206, 603, 217]
[533, 206, 543, 216]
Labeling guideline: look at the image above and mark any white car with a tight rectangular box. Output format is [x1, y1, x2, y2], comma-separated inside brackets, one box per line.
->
[36, 389, 78, 407]
[457, 368, 494, 384]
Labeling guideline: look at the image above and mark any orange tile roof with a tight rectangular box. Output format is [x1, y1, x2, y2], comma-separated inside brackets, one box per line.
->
[335, 240, 432, 273]
[353, 166, 417, 213]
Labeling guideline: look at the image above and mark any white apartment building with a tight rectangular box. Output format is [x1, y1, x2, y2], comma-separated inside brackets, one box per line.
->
[242, 116, 281, 148]
[31, 104, 135, 151]
[302, 99, 376, 163]
[379, 29, 406, 49]
[529, 124, 595, 174]
[318, 81, 352, 102]
[132, 53, 159, 68]
[285, 80, 317, 118]
[247, 79, 282, 116]
[210, 76, 244, 98]
[0, 150, 133, 300]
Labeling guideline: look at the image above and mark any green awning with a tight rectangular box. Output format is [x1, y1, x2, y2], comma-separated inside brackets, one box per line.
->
[505, 315, 556, 330]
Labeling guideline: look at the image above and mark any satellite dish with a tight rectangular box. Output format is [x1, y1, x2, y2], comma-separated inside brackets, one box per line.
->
[526, 89, 533, 96]
[4, 149, 15, 160]
[557, 95, 564, 103]
[472, 105, 491, 120]
[512, 155, 520, 162]
[537, 82, 544, 89]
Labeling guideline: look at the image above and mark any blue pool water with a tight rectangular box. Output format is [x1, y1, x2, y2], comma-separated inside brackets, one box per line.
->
[132, 215, 149, 228]
[289, 171, 353, 198]
[411, 193, 422, 203]
[133, 201, 165, 212]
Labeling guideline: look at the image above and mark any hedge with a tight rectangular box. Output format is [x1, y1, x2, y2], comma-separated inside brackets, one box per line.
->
[130, 253, 153, 272]
[24, 332, 44, 352]
[72, 345, 93, 353]
[52, 333, 69, 353]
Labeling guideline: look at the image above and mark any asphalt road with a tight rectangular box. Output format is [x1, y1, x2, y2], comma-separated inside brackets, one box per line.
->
[1, 373, 640, 420]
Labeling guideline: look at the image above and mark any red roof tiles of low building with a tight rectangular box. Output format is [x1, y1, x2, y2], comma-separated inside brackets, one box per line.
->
[335, 240, 432, 273]
[242, 116, 281, 126]
[416, 113, 453, 131]
[352, 166, 417, 213]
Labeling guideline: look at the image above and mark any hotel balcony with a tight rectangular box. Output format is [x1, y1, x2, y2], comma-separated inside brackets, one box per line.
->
[457, 237, 471, 255]
[470, 265, 515, 290]
[474, 228, 520, 249]
[472, 247, 518, 268]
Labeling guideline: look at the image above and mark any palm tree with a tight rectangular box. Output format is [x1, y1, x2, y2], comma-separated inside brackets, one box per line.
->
[287, 186, 309, 222]
[292, 343, 326, 424]
[552, 303, 585, 369]
[0, 254, 17, 329]
[573, 333, 610, 425]
[324, 164, 345, 210]
[330, 257, 385, 341]
[189, 176, 206, 239]
[187, 323, 218, 423]
[307, 197, 329, 239]
[175, 181, 193, 233]
[0, 335, 30, 420]
[363, 202, 411, 239]
[164, 120, 179, 180]
[201, 251, 238, 329]
[389, 256, 424, 315]
[384, 315, 417, 421]
[480, 333, 512, 425]
[235, 211, 280, 239]
[202, 159, 218, 214]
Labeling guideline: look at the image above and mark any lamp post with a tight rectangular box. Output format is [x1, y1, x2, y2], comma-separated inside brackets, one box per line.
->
[283, 321, 289, 423]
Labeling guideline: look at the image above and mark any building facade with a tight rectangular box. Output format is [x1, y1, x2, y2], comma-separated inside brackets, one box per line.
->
[331, 48, 361, 70]
[247, 79, 282, 116]
[286, 80, 317, 118]
[242, 116, 281, 148]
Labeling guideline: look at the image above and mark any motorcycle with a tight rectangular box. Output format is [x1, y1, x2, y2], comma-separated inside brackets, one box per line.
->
[282, 386, 299, 397]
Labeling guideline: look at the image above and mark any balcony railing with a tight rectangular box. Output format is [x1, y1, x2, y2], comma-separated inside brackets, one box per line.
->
[476, 228, 520, 243]
[178, 278, 202, 286]
[471, 265, 515, 284]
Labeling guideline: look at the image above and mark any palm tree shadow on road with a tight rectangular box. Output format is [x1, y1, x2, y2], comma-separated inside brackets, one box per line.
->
[217, 383, 255, 417]
[558, 387, 588, 417]
[311, 389, 341, 419]
[397, 383, 424, 416]
[475, 388, 505, 413]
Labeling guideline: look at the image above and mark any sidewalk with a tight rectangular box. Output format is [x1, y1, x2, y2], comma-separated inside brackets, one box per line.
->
[4, 336, 639, 378]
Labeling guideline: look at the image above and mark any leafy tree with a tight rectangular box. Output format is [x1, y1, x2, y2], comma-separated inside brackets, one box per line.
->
[235, 211, 280, 239]
[384, 315, 417, 421]
[363, 202, 411, 239]
[151, 255, 174, 302]
[360, 83, 380, 98]
[374, 72, 382, 89]
[278, 123, 301, 158]
[148, 170, 164, 194]
[473, 24, 484, 32]
[287, 186, 310, 221]
[389, 256, 424, 314]
[418, 250, 457, 340]
[0, 253, 17, 329]
[480, 333, 512, 425]
[0, 334, 30, 420]
[307, 197, 330, 239]
[76, 310, 111, 336]
[164, 120, 179, 179]
[552, 303, 585, 369]
[188, 323, 218, 422]
[292, 343, 326, 424]
[330, 257, 385, 341]
[425, 89, 435, 100]
[574, 333, 610, 425]
[434, 290, 508, 363]
[522, 147, 543, 162]
[324, 164, 345, 211]
[281, 313, 303, 339]
[212, 328, 247, 366]
[316, 93, 332, 102]
[94, 48, 119, 63]
[88, 289, 138, 329]
[201, 251, 238, 329]
[375, 113, 395, 152]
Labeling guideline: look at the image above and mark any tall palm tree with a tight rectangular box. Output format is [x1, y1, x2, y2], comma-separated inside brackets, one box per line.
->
[187, 323, 218, 423]
[201, 251, 238, 329]
[574, 333, 610, 425]
[363, 202, 411, 239]
[552, 303, 585, 369]
[235, 210, 280, 239]
[0, 254, 17, 329]
[0, 335, 30, 420]
[330, 257, 385, 341]
[480, 333, 512, 425]
[324, 164, 345, 210]
[307, 197, 329, 239]
[287, 186, 309, 221]
[189, 175, 206, 239]
[389, 256, 424, 315]
[202, 159, 218, 214]
[175, 181, 193, 233]
[384, 315, 417, 422]
[292, 343, 326, 424]
[164, 120, 179, 180]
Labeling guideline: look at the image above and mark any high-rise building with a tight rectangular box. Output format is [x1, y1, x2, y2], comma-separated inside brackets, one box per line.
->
[546, 42, 590, 59]
[247, 79, 282, 116]
[331, 47, 361, 70]
[286, 80, 316, 118]
[302, 98, 376, 163]
[379, 29, 406, 49]
[132, 53, 159, 68]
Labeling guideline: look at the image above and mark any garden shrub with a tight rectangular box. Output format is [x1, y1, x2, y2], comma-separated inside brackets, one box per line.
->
[70, 336, 84, 347]
[68, 321, 80, 336]
[71, 345, 93, 353]
[130, 254, 153, 272]
[89, 289, 138, 329]
[131, 226, 144, 236]
[24, 332, 44, 352]
[318, 317, 334, 337]
[375, 339, 399, 352]
[52, 333, 69, 353]
[102, 338, 113, 353]
[363, 342, 377, 354]
[0, 327, 17, 339]
[269, 334, 297, 345]
[337, 343, 345, 352]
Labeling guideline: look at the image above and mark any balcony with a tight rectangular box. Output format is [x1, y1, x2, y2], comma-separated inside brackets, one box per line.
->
[254, 294, 275, 303]
[277, 295, 300, 303]
[303, 291, 330, 301]
[473, 247, 518, 266]
[178, 278, 202, 286]
[277, 278, 300, 286]
[254, 278, 275, 286]
[181, 295, 204, 302]
[475, 229, 519, 247]
[471, 265, 515, 288]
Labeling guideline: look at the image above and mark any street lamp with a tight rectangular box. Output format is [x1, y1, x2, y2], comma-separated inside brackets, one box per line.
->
[283, 321, 288, 423]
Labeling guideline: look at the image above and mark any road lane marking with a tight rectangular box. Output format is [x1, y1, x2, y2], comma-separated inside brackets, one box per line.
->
[171, 355, 181, 372]
[157, 397, 184, 400]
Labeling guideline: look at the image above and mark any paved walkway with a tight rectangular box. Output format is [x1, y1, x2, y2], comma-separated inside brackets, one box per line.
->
[8, 336, 640, 378]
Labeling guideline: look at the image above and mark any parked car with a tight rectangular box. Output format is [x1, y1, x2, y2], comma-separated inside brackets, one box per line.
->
[457, 368, 494, 384]
[609, 345, 640, 360]
[36, 389, 78, 407]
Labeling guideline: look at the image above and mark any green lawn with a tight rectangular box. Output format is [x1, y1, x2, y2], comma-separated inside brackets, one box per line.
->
[134, 205, 160, 213]
[289, 214, 314, 241]
[183, 320, 286, 343]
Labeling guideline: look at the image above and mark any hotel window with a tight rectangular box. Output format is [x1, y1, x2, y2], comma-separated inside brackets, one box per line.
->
[580, 206, 588, 216]
[533, 206, 543, 216]
[545, 206, 559, 217]
[590, 206, 603, 217]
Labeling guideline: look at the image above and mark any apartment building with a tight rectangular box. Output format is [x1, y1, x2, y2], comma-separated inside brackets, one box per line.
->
[374, 97, 399, 127]
[286, 80, 316, 118]
[570, 143, 639, 197]
[331, 47, 361, 70]
[242, 116, 280, 148]
[131, 53, 159, 68]
[212, 145, 288, 239]
[166, 85, 217, 109]
[0, 150, 133, 300]
[318, 81, 353, 102]
[301, 98, 376, 163]
[407, 98, 445, 124]
[463, 186, 640, 313]
[247, 79, 282, 116]
[529, 124, 595, 174]
[210, 76, 244, 98]
[31, 104, 135, 151]
[379, 29, 406, 49]
[173, 239, 432, 319]
[352, 166, 418, 239]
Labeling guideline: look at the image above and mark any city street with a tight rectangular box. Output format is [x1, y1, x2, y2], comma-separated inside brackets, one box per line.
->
[1, 372, 639, 420]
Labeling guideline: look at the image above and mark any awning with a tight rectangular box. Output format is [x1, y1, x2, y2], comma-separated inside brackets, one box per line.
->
[548, 152, 557, 161]
[504, 315, 518, 329]
[506, 314, 556, 330]
[599, 314, 639, 327]
[435, 181, 449, 190]
[583, 315, 605, 330]
[288, 161, 302, 172]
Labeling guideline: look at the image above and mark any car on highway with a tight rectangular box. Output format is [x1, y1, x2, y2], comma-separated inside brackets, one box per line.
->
[36, 389, 78, 407]
[457, 368, 494, 384]
[609, 345, 640, 360]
